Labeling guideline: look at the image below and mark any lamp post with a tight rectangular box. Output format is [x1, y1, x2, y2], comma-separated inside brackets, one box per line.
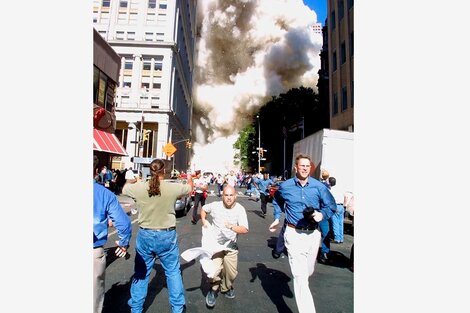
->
[128, 122, 140, 169]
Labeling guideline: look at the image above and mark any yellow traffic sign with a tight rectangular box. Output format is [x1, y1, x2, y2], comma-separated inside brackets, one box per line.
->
[163, 143, 177, 157]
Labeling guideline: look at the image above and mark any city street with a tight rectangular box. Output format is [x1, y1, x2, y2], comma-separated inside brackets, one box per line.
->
[103, 185, 354, 313]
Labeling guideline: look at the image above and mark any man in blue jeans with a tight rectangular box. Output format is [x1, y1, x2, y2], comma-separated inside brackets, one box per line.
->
[122, 159, 193, 313]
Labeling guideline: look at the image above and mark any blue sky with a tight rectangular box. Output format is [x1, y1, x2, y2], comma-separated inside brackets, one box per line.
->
[303, 0, 327, 25]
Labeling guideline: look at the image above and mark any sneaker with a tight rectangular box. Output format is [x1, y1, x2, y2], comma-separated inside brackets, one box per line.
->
[318, 252, 328, 264]
[272, 250, 281, 259]
[223, 288, 235, 299]
[206, 290, 217, 307]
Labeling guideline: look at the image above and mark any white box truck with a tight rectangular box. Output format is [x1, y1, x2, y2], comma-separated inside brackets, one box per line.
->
[292, 128, 354, 198]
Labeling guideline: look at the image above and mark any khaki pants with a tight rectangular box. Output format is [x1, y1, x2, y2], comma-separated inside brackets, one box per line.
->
[209, 250, 238, 293]
[93, 247, 106, 313]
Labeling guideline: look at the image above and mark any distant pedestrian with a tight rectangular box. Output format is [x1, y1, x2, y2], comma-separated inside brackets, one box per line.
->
[122, 159, 193, 313]
[317, 169, 332, 263]
[216, 174, 225, 197]
[191, 170, 208, 224]
[200, 185, 249, 308]
[93, 156, 132, 313]
[328, 177, 345, 244]
[269, 153, 336, 313]
[253, 171, 273, 217]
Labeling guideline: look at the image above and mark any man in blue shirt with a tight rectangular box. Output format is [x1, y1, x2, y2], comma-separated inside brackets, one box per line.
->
[269, 153, 336, 313]
[93, 156, 132, 313]
[253, 172, 273, 217]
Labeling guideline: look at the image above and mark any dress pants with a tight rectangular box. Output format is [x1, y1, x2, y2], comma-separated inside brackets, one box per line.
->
[284, 226, 321, 313]
[209, 250, 239, 293]
[93, 247, 106, 313]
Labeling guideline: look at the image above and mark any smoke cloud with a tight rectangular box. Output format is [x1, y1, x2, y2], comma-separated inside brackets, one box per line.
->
[191, 0, 322, 172]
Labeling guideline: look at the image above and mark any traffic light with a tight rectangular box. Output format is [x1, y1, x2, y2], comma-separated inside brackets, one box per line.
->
[142, 129, 151, 142]
[186, 141, 192, 149]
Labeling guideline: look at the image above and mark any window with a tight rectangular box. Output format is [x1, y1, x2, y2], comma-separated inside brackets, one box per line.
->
[350, 81, 354, 107]
[124, 61, 133, 70]
[102, 0, 110, 7]
[331, 11, 336, 30]
[159, 3, 167, 9]
[120, 1, 128, 8]
[341, 87, 347, 111]
[93, 17, 97, 23]
[148, 0, 156, 9]
[118, 13, 127, 23]
[349, 32, 354, 56]
[116, 31, 125, 40]
[332, 51, 337, 72]
[141, 82, 150, 89]
[154, 63, 162, 71]
[146, 12, 156, 24]
[156, 32, 164, 42]
[348, 0, 354, 9]
[123, 82, 132, 88]
[145, 32, 153, 41]
[100, 12, 109, 21]
[98, 30, 107, 39]
[129, 12, 138, 24]
[127, 32, 135, 40]
[340, 41, 346, 64]
[142, 59, 152, 71]
[152, 83, 161, 89]
[338, 0, 344, 21]
[333, 93, 338, 115]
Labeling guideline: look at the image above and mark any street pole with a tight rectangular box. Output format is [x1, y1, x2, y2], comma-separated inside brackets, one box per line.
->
[257, 115, 261, 174]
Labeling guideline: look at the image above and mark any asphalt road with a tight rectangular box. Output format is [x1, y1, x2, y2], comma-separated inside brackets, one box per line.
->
[103, 185, 354, 313]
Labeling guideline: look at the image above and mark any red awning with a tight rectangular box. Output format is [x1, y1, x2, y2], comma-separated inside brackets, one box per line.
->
[93, 128, 128, 156]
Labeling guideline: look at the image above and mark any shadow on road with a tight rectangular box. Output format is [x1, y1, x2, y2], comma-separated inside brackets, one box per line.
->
[249, 263, 294, 313]
[103, 278, 132, 313]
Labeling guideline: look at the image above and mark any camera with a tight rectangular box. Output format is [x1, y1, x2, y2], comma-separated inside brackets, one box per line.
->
[303, 207, 317, 221]
[303, 207, 319, 228]
[226, 240, 239, 251]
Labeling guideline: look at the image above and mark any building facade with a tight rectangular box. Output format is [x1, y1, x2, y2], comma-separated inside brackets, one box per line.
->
[327, 0, 354, 131]
[93, 28, 128, 169]
[93, 0, 197, 171]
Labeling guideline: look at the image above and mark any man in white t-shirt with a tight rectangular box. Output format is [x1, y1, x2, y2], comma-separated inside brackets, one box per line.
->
[225, 171, 238, 187]
[200, 185, 249, 308]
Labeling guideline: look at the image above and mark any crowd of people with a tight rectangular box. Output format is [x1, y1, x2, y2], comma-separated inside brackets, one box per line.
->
[93, 154, 353, 313]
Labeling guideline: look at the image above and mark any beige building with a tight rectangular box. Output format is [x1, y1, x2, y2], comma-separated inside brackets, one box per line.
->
[328, 0, 354, 131]
[93, 0, 197, 171]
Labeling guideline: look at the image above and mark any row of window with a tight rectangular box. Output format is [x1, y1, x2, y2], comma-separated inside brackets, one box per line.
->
[331, 32, 353, 72]
[94, 11, 167, 25]
[93, 66, 116, 112]
[330, 0, 353, 30]
[332, 81, 354, 115]
[100, 0, 167, 10]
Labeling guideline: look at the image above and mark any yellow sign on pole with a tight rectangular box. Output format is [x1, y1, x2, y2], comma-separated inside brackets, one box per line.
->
[163, 143, 177, 157]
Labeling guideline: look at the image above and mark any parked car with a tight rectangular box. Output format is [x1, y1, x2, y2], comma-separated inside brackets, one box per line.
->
[164, 179, 193, 217]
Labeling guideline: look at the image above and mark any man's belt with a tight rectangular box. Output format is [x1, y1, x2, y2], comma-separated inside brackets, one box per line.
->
[287, 223, 317, 231]
[140, 226, 176, 231]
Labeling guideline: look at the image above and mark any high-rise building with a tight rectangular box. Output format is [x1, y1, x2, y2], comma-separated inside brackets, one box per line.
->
[312, 22, 322, 35]
[327, 0, 354, 131]
[93, 0, 197, 171]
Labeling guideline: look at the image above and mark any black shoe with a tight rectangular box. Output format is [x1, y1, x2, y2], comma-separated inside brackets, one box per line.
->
[331, 240, 342, 244]
[272, 250, 281, 259]
[318, 252, 328, 264]
[206, 290, 217, 308]
[191, 219, 197, 225]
